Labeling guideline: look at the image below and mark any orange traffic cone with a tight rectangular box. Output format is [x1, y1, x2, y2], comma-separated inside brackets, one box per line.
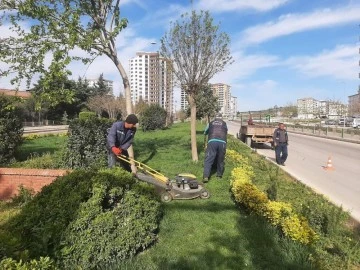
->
[323, 156, 335, 171]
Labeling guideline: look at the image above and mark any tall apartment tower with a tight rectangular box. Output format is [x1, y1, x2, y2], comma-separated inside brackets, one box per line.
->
[230, 96, 238, 118]
[129, 52, 173, 115]
[180, 88, 189, 111]
[210, 83, 232, 117]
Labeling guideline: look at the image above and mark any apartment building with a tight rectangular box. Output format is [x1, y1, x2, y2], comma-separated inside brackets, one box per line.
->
[297, 97, 318, 119]
[129, 52, 173, 115]
[297, 97, 348, 119]
[211, 83, 232, 117]
[348, 89, 360, 116]
[230, 96, 238, 119]
[87, 78, 114, 93]
[180, 88, 189, 111]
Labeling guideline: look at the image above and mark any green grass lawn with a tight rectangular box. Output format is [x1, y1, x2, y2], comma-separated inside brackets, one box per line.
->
[15, 135, 68, 162]
[6, 122, 360, 269]
[117, 123, 314, 270]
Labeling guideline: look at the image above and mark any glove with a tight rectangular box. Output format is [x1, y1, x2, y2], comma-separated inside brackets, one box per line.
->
[111, 146, 122, 156]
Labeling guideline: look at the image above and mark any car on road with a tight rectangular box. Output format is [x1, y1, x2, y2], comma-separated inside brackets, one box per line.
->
[325, 119, 337, 125]
[338, 118, 353, 127]
[352, 118, 360, 128]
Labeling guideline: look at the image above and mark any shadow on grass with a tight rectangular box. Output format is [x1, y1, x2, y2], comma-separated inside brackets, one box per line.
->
[15, 145, 61, 162]
[134, 137, 176, 164]
[240, 213, 315, 270]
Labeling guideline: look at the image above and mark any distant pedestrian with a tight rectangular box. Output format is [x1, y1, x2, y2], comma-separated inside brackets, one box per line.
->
[273, 123, 288, 166]
[203, 116, 228, 182]
[107, 114, 138, 172]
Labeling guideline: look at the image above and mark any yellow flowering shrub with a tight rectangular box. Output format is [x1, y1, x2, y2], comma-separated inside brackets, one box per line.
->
[233, 183, 268, 214]
[281, 215, 318, 244]
[228, 149, 318, 245]
[24, 134, 41, 140]
[226, 150, 254, 178]
[263, 201, 292, 225]
[230, 167, 252, 186]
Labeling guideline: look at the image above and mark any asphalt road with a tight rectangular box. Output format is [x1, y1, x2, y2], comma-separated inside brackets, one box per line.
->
[226, 121, 360, 222]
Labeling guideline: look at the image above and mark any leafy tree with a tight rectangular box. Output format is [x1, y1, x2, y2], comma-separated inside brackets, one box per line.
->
[95, 73, 111, 96]
[0, 0, 132, 115]
[140, 104, 167, 131]
[186, 85, 219, 123]
[0, 94, 23, 165]
[30, 75, 75, 123]
[161, 10, 232, 161]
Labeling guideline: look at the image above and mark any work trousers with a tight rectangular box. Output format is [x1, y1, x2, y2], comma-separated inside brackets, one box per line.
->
[275, 143, 288, 164]
[108, 149, 131, 172]
[203, 141, 226, 178]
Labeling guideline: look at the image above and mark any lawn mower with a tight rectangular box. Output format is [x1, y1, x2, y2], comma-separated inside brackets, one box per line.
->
[116, 154, 210, 202]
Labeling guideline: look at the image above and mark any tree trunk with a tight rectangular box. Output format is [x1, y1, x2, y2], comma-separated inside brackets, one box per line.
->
[110, 55, 136, 170]
[188, 93, 198, 162]
[110, 54, 132, 115]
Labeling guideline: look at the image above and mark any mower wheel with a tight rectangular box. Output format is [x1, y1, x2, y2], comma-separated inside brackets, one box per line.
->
[161, 192, 173, 203]
[200, 189, 210, 199]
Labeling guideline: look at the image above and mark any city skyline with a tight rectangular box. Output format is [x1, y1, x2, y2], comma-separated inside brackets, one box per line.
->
[1, 0, 360, 111]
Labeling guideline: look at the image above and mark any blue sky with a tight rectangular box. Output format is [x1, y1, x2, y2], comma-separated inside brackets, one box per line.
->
[1, 0, 360, 111]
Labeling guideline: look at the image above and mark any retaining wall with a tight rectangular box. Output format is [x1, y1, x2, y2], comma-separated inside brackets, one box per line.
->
[0, 168, 69, 200]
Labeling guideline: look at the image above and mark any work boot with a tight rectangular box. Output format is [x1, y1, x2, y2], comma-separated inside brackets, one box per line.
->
[203, 177, 209, 183]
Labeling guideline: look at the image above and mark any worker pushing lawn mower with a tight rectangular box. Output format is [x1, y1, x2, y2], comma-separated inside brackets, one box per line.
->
[107, 114, 210, 202]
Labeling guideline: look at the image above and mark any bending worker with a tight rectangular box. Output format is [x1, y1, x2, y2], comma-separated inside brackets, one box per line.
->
[203, 116, 228, 183]
[107, 114, 138, 172]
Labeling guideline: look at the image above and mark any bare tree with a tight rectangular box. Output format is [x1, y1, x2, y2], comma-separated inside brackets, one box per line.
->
[161, 10, 232, 161]
[87, 94, 124, 119]
[134, 96, 149, 115]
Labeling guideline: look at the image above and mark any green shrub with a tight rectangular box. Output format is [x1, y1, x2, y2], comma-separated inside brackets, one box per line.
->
[7, 168, 161, 268]
[11, 152, 64, 169]
[0, 95, 23, 165]
[140, 104, 167, 131]
[0, 257, 57, 269]
[78, 111, 96, 120]
[60, 173, 161, 269]
[11, 185, 34, 206]
[62, 117, 112, 168]
[8, 170, 98, 259]
[301, 201, 349, 236]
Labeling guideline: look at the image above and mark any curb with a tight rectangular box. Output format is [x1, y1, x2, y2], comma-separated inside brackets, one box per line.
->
[287, 130, 360, 144]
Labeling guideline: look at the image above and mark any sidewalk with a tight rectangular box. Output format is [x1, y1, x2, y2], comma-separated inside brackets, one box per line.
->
[23, 125, 69, 136]
[287, 127, 360, 144]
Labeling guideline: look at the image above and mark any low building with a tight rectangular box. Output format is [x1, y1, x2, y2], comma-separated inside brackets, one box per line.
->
[0, 88, 31, 99]
[348, 90, 360, 117]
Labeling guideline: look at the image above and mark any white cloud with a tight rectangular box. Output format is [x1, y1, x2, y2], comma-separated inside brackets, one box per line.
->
[241, 5, 360, 45]
[286, 44, 359, 80]
[211, 50, 280, 83]
[197, 0, 290, 12]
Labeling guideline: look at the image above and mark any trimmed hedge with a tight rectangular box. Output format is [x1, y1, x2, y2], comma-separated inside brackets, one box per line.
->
[227, 149, 317, 245]
[0, 95, 23, 165]
[62, 117, 112, 168]
[78, 111, 96, 120]
[5, 168, 162, 268]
